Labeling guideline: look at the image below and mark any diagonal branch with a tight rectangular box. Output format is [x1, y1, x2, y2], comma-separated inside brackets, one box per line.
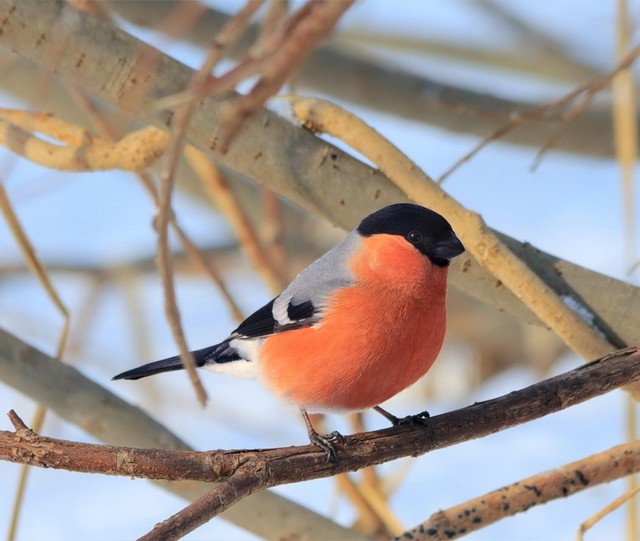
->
[1, 0, 640, 352]
[1, 345, 639, 490]
[108, 1, 621, 157]
[394, 440, 640, 541]
[139, 468, 260, 541]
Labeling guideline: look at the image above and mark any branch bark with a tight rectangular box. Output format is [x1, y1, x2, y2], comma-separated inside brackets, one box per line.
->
[4, 344, 640, 481]
[395, 441, 640, 540]
[0, 0, 639, 349]
[108, 0, 621, 157]
[2, 344, 640, 538]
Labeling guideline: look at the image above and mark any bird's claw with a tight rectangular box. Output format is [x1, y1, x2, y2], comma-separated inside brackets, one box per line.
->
[326, 430, 345, 444]
[393, 410, 435, 438]
[309, 430, 343, 464]
[395, 410, 430, 426]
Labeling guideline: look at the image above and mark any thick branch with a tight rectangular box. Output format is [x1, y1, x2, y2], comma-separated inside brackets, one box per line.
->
[2, 345, 640, 539]
[109, 1, 620, 157]
[1, 1, 639, 348]
[2, 346, 639, 484]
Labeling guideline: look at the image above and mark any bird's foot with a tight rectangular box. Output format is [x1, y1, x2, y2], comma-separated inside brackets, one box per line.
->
[374, 406, 435, 438]
[308, 430, 343, 464]
[300, 409, 343, 464]
[397, 410, 435, 439]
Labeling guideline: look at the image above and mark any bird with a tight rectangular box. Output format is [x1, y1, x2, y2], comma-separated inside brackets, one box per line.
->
[113, 203, 465, 460]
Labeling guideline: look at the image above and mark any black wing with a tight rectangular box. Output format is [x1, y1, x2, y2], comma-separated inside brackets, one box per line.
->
[287, 299, 315, 322]
[233, 299, 278, 338]
[231, 297, 319, 340]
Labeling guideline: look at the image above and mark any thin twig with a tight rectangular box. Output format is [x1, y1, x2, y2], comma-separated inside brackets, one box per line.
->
[437, 44, 640, 183]
[184, 145, 286, 294]
[531, 44, 640, 168]
[577, 485, 640, 541]
[335, 473, 389, 535]
[7, 410, 28, 431]
[153, 0, 264, 111]
[612, 2, 638, 539]
[477, 0, 599, 79]
[66, 88, 246, 326]
[155, 0, 264, 406]
[0, 183, 71, 541]
[216, 0, 355, 149]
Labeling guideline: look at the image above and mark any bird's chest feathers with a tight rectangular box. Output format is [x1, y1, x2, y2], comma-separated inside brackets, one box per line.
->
[350, 233, 446, 299]
[336, 238, 447, 354]
[259, 234, 449, 411]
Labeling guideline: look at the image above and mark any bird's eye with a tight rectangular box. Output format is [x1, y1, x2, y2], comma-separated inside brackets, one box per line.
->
[407, 230, 423, 244]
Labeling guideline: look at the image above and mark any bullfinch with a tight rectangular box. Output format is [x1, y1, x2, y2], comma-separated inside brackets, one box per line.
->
[114, 203, 465, 459]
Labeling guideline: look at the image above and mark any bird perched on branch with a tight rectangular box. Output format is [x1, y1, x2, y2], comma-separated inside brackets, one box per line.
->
[114, 203, 465, 460]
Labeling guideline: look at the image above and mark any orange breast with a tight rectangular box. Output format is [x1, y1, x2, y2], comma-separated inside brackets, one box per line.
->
[259, 235, 449, 411]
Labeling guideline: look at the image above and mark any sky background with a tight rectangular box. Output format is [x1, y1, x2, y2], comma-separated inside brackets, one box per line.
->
[1, 1, 639, 540]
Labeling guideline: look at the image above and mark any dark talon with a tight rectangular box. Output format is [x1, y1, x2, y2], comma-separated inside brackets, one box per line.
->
[308, 430, 342, 464]
[373, 406, 435, 438]
[398, 411, 434, 438]
[326, 430, 345, 444]
[396, 410, 430, 427]
[300, 409, 342, 464]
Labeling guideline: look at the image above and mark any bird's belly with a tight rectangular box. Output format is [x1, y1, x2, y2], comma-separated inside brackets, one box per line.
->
[258, 285, 446, 411]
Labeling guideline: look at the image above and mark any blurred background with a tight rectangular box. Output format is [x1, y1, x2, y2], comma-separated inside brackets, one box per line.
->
[0, 0, 639, 539]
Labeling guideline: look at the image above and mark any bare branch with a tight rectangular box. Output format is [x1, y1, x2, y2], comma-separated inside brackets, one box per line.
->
[396, 441, 640, 540]
[7, 410, 28, 431]
[0, 180, 72, 541]
[140, 468, 259, 541]
[1, 345, 640, 538]
[1, 0, 639, 354]
[213, 0, 355, 148]
[0, 111, 168, 171]
[108, 0, 621, 157]
[0, 345, 637, 480]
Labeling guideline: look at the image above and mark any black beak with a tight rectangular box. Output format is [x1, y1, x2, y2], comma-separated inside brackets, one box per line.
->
[434, 233, 465, 261]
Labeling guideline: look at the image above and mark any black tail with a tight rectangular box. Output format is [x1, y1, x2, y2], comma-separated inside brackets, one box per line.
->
[112, 341, 239, 381]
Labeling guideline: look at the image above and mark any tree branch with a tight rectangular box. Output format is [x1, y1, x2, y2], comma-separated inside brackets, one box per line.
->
[108, 0, 621, 157]
[139, 468, 260, 541]
[395, 441, 640, 540]
[3, 344, 639, 479]
[1, 0, 639, 350]
[2, 344, 640, 539]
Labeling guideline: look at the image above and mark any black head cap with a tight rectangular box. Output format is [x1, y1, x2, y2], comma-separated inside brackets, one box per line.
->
[357, 203, 465, 267]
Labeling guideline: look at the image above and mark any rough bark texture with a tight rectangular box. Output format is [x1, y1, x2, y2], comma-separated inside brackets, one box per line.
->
[2, 337, 639, 484]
